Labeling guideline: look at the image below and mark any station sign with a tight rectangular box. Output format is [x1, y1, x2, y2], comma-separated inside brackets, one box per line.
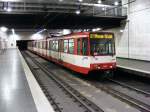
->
[90, 34, 113, 39]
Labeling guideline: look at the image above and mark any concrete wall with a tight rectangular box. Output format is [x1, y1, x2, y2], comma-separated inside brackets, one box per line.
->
[107, 0, 150, 61]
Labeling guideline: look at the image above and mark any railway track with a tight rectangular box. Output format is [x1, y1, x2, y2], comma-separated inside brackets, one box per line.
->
[87, 78, 150, 112]
[107, 78, 150, 96]
[22, 51, 104, 112]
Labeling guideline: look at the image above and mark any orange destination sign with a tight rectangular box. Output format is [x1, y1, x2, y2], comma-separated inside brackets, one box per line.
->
[90, 34, 113, 39]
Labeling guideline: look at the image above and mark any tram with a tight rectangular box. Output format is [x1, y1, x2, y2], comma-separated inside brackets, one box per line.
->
[28, 32, 116, 76]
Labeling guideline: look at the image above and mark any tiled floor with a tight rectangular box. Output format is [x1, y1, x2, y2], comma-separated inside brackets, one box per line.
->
[0, 49, 37, 112]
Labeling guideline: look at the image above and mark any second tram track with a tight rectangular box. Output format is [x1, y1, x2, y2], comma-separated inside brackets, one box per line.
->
[107, 78, 150, 96]
[22, 51, 104, 112]
[86, 79, 150, 112]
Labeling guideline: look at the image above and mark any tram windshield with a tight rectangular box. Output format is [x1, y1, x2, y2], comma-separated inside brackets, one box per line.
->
[90, 33, 115, 56]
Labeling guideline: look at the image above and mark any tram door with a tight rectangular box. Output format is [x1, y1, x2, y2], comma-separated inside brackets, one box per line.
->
[82, 38, 88, 55]
[77, 38, 88, 66]
[77, 39, 81, 55]
[77, 38, 88, 55]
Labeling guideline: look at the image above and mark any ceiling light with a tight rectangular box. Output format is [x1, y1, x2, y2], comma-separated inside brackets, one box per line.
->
[4, 7, 7, 11]
[114, 1, 119, 6]
[37, 29, 47, 34]
[76, 10, 80, 15]
[31, 34, 43, 40]
[7, 7, 12, 12]
[0, 26, 8, 32]
[102, 7, 105, 11]
[92, 28, 101, 32]
[12, 29, 15, 35]
[59, 0, 63, 2]
[97, 0, 102, 4]
[62, 29, 71, 35]
[78, 0, 83, 2]
[120, 30, 124, 32]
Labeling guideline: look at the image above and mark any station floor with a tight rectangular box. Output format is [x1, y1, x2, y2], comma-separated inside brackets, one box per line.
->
[117, 57, 150, 77]
[0, 49, 54, 112]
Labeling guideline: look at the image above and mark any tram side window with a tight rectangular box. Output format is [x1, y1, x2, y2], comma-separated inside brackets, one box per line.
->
[68, 39, 74, 54]
[35, 42, 37, 48]
[48, 41, 51, 50]
[49, 41, 52, 50]
[37, 42, 39, 48]
[82, 38, 88, 55]
[36, 42, 38, 48]
[42, 41, 44, 49]
[44, 41, 46, 49]
[40, 42, 42, 49]
[39, 42, 40, 48]
[64, 40, 68, 53]
[47, 41, 49, 49]
[32, 42, 34, 47]
[29, 42, 31, 47]
[52, 41, 55, 50]
[39, 42, 41, 49]
[39, 42, 42, 49]
[59, 40, 63, 52]
[55, 41, 58, 51]
[77, 39, 81, 55]
[38, 42, 40, 48]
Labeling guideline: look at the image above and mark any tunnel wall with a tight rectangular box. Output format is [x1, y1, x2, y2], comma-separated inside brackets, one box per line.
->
[0, 30, 47, 49]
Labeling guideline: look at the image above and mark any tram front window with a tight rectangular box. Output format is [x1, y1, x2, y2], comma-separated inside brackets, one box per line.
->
[90, 38, 115, 56]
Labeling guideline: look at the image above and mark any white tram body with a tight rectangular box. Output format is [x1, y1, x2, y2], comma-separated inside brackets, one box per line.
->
[28, 32, 116, 75]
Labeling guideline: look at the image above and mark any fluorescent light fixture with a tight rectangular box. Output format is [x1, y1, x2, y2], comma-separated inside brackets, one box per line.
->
[62, 29, 71, 35]
[78, 0, 83, 2]
[0, 26, 8, 32]
[92, 28, 102, 32]
[102, 7, 105, 10]
[76, 10, 80, 15]
[120, 30, 124, 32]
[114, 1, 119, 6]
[12, 28, 15, 35]
[7, 7, 12, 12]
[97, 0, 102, 4]
[31, 33, 43, 40]
[37, 29, 47, 34]
[31, 29, 46, 40]
[4, 7, 7, 11]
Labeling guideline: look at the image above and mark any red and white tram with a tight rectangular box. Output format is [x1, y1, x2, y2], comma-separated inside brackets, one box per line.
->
[28, 32, 116, 76]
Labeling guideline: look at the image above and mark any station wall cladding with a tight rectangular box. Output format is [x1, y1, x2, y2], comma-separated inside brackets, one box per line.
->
[106, 0, 150, 61]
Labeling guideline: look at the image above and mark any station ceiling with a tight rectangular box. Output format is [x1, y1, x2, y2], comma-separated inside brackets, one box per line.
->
[0, 0, 127, 29]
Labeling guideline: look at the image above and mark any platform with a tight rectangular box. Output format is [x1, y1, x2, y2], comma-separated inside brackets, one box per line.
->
[117, 57, 150, 78]
[0, 49, 54, 112]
